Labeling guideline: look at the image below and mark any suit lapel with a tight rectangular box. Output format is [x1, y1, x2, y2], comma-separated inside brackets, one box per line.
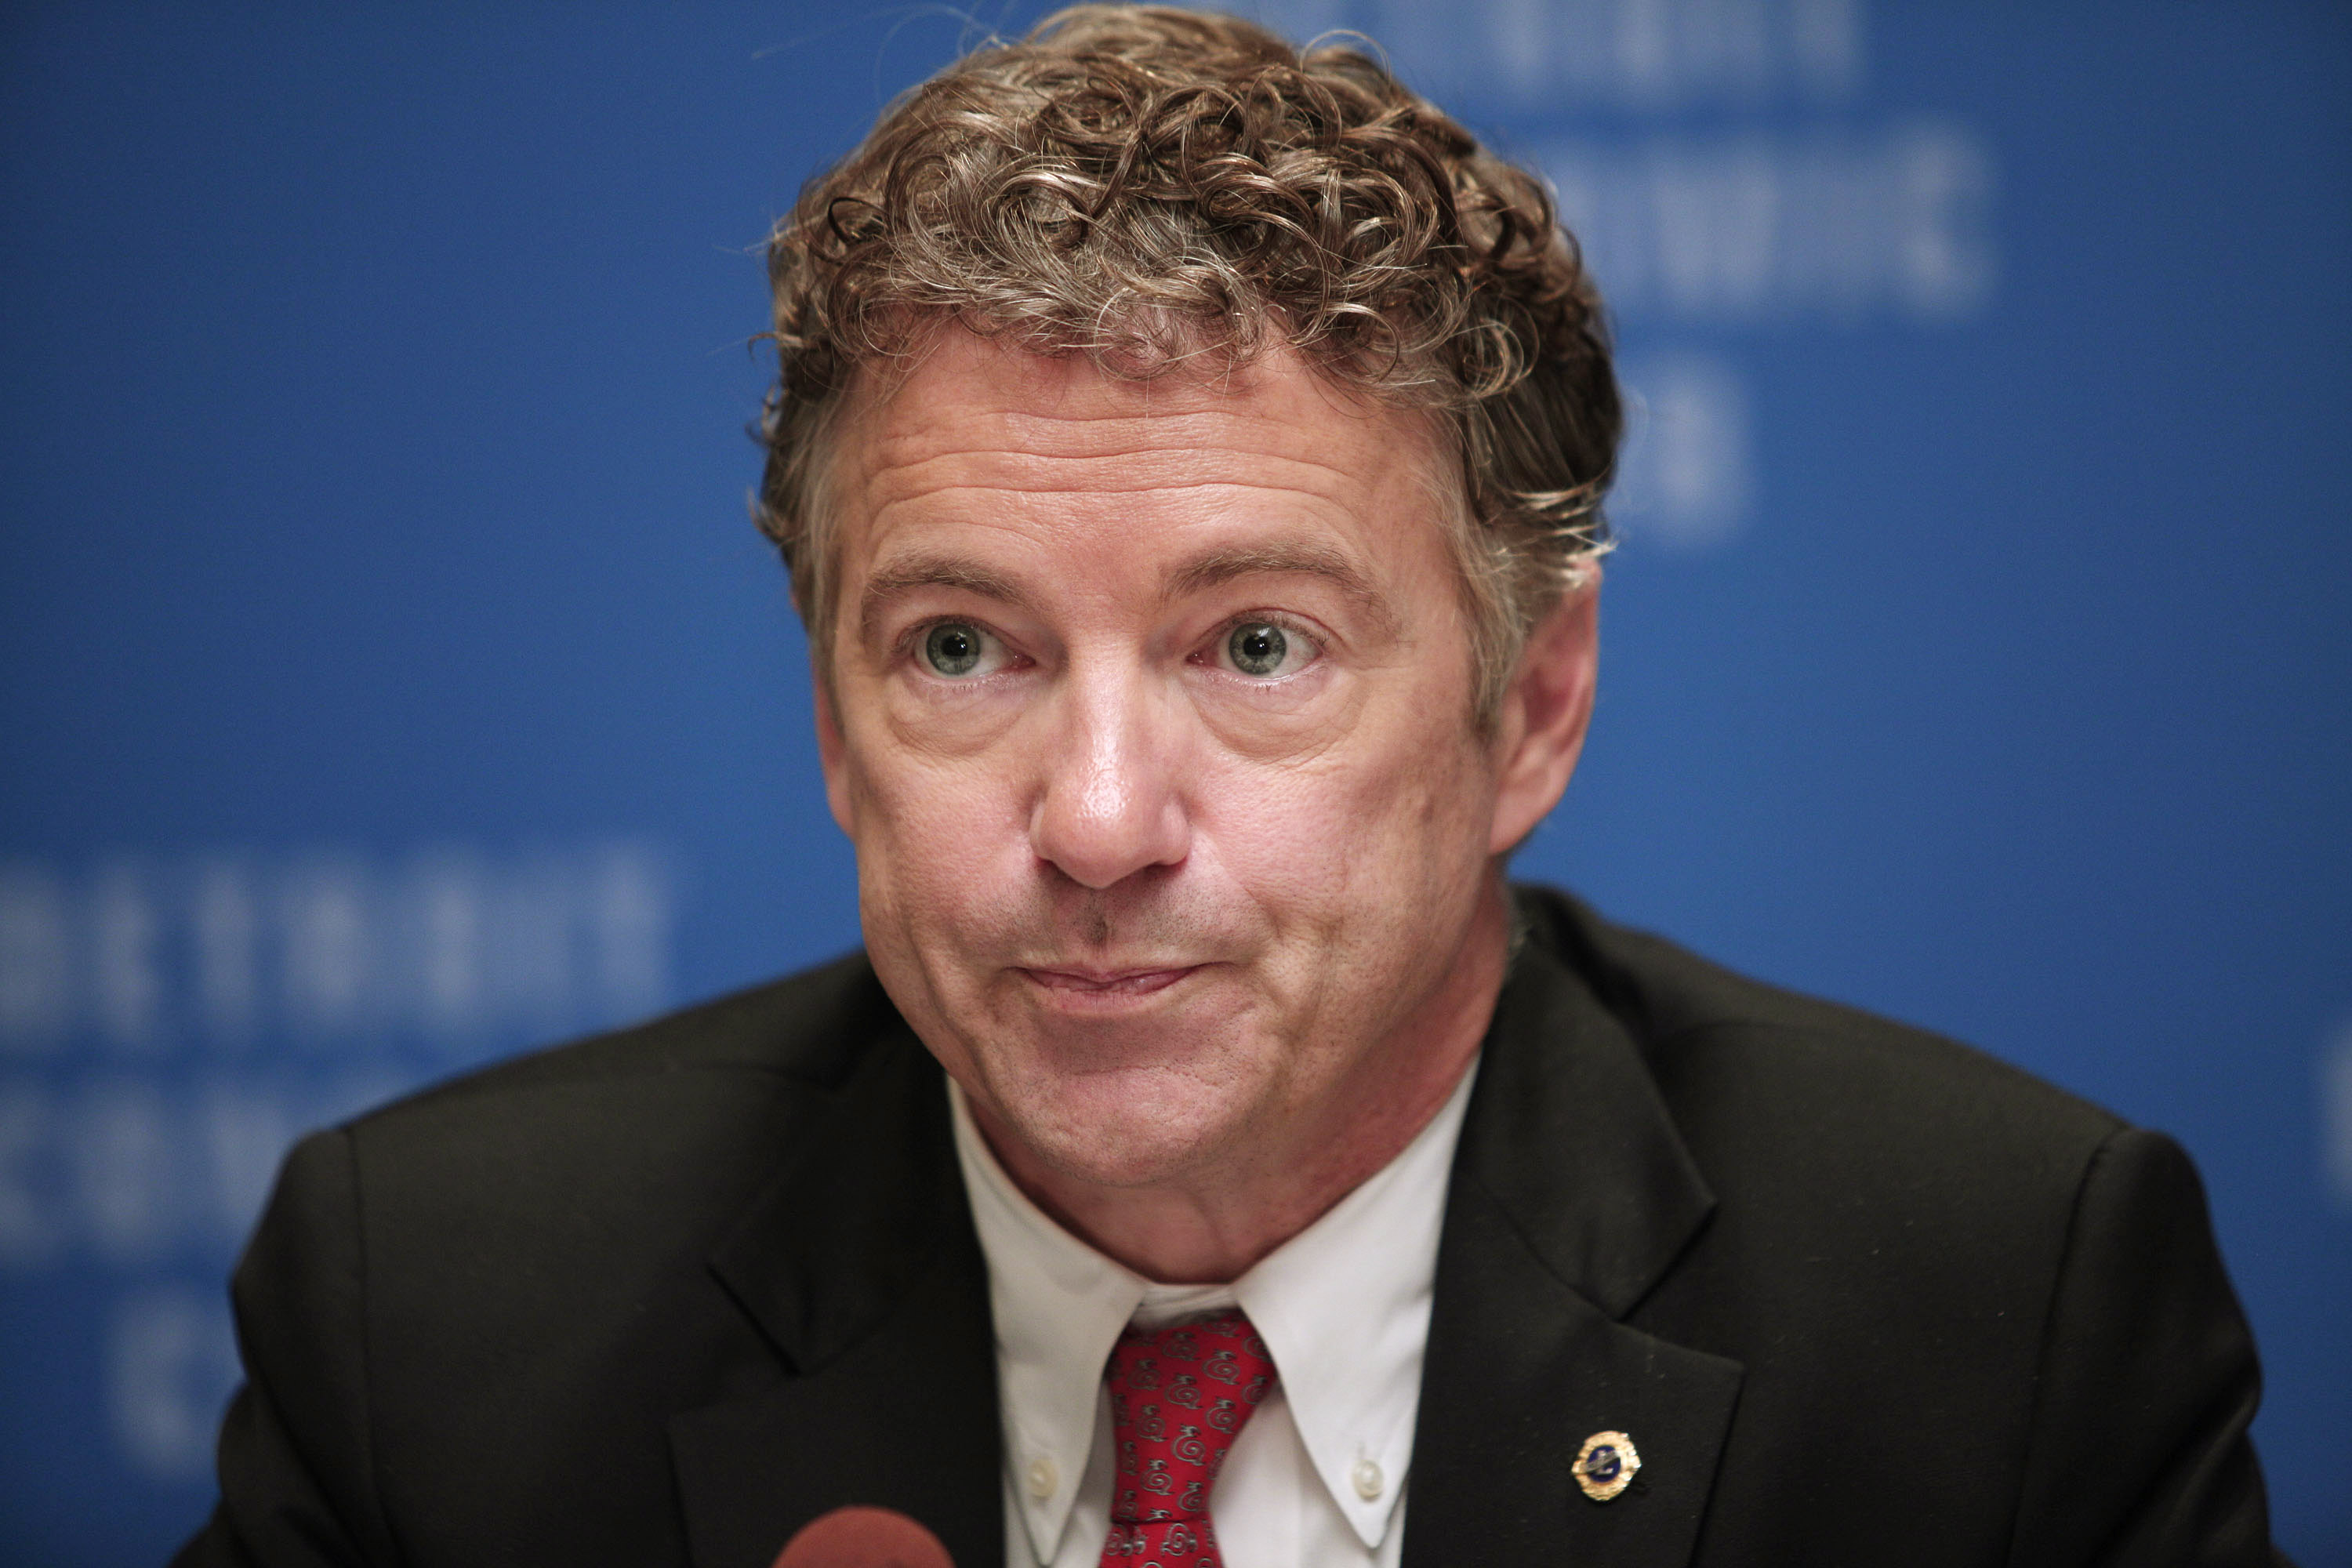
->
[1406, 932, 1745, 1566]
[670, 1024, 1004, 1568]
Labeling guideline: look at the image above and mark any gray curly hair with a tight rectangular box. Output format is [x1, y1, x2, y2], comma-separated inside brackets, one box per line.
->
[757, 4, 1620, 720]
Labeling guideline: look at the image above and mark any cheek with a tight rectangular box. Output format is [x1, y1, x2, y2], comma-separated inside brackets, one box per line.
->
[1197, 716, 1492, 923]
[844, 735, 1031, 942]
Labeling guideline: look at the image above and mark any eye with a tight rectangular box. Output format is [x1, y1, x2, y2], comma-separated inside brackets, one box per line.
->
[918, 620, 1003, 678]
[1220, 619, 1314, 679]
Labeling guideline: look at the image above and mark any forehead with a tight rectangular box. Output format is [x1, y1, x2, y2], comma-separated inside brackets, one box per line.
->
[829, 331, 1454, 561]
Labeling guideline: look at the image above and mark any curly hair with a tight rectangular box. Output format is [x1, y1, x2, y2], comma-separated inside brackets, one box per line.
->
[757, 4, 1619, 720]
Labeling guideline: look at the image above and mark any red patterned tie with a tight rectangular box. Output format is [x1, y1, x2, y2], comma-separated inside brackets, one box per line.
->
[1098, 1310, 1275, 1567]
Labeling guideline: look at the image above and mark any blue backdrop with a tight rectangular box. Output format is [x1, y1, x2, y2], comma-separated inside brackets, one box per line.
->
[2, 2, 2346, 1562]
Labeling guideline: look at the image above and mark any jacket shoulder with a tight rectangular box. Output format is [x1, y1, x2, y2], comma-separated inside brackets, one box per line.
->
[306, 949, 916, 1287]
[1519, 884, 2126, 1167]
[296, 949, 912, 1294]
[357, 946, 895, 1123]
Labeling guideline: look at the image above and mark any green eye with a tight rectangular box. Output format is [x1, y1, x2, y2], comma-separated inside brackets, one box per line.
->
[923, 622, 985, 676]
[1228, 622, 1289, 676]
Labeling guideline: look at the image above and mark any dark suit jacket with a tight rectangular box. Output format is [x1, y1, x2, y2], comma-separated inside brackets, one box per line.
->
[175, 887, 2281, 1566]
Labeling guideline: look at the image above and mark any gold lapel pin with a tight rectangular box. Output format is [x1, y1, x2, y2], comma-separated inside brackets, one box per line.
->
[1573, 1430, 1640, 1501]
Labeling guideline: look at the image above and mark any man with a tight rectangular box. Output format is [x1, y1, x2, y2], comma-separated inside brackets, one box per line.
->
[177, 8, 2283, 1566]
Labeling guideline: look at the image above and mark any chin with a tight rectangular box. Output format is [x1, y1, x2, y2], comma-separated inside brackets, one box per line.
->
[994, 1063, 1259, 1191]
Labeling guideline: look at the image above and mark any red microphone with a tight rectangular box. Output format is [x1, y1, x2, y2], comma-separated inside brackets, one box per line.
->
[771, 1506, 956, 1568]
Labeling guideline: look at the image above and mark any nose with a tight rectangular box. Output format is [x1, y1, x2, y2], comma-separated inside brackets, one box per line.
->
[1027, 664, 1192, 889]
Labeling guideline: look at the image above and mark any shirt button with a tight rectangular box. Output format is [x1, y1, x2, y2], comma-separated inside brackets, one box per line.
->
[1351, 1457, 1384, 1501]
[1025, 1456, 1058, 1499]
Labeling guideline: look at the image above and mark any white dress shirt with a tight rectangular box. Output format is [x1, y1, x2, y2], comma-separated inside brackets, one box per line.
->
[949, 1061, 1478, 1568]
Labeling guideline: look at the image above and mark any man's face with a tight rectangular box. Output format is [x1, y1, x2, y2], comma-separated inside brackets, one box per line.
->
[817, 330, 1551, 1196]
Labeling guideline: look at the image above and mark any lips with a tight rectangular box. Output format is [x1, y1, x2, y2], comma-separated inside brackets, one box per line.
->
[1017, 964, 1200, 997]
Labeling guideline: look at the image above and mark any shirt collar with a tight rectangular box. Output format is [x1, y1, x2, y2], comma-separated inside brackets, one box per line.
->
[951, 1060, 1478, 1558]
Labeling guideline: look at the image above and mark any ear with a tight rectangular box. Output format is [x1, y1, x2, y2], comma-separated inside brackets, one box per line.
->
[812, 668, 856, 837]
[1486, 577, 1600, 856]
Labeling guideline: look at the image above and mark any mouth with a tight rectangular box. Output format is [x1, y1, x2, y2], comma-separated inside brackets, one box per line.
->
[1016, 964, 1204, 1000]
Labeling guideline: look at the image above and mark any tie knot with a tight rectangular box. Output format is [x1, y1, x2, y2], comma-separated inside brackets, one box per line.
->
[1102, 1310, 1275, 1536]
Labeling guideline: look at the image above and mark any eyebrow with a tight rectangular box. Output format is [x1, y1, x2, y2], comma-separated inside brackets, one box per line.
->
[1164, 541, 1400, 639]
[857, 556, 1029, 646]
[855, 538, 1400, 644]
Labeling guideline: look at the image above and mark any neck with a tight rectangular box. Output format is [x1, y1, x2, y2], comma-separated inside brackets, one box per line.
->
[971, 878, 1512, 1284]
